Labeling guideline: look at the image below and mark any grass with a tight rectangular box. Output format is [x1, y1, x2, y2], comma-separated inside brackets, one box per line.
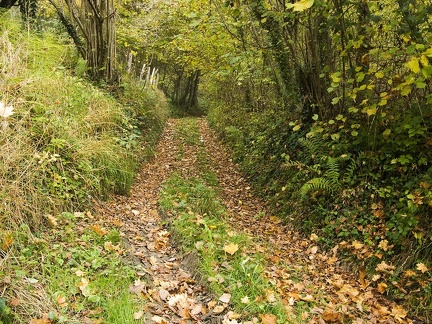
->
[159, 175, 289, 322]
[0, 13, 168, 323]
[1, 212, 142, 323]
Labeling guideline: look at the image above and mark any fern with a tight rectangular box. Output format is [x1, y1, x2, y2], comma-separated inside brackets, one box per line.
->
[344, 157, 358, 184]
[324, 157, 341, 185]
[299, 135, 327, 157]
[300, 177, 333, 198]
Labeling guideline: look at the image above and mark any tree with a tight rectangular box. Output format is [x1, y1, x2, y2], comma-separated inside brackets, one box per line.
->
[50, 0, 117, 82]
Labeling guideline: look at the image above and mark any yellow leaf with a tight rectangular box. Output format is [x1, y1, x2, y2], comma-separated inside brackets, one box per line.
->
[292, 124, 301, 131]
[421, 55, 429, 67]
[46, 214, 58, 227]
[377, 282, 387, 293]
[416, 262, 429, 273]
[260, 313, 277, 324]
[406, 57, 420, 73]
[1, 232, 14, 250]
[292, 0, 314, 12]
[366, 107, 377, 116]
[351, 240, 364, 249]
[90, 224, 107, 236]
[223, 243, 239, 255]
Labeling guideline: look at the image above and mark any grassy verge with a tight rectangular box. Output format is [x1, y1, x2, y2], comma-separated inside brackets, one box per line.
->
[158, 118, 289, 322]
[0, 14, 168, 323]
[1, 213, 140, 323]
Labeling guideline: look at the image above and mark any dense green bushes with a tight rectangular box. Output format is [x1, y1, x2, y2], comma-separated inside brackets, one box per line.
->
[207, 93, 432, 319]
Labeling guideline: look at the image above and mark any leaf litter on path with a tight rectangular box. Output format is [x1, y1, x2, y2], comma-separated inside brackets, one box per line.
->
[94, 118, 412, 323]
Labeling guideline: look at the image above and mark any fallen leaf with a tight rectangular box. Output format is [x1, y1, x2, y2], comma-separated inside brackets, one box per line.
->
[260, 313, 277, 324]
[213, 305, 225, 314]
[190, 304, 202, 316]
[219, 293, 231, 304]
[150, 256, 158, 266]
[134, 310, 144, 319]
[159, 289, 169, 301]
[391, 305, 407, 321]
[241, 296, 250, 304]
[403, 270, 416, 278]
[151, 315, 168, 324]
[56, 294, 67, 306]
[10, 298, 20, 307]
[26, 278, 39, 284]
[0, 102, 14, 118]
[1, 232, 14, 250]
[416, 263, 429, 273]
[310, 233, 319, 241]
[300, 294, 314, 302]
[29, 313, 51, 324]
[352, 240, 364, 249]
[208, 300, 217, 308]
[377, 282, 387, 293]
[378, 240, 389, 251]
[322, 310, 341, 322]
[75, 270, 85, 277]
[310, 246, 318, 254]
[89, 224, 107, 236]
[223, 243, 239, 255]
[375, 261, 395, 273]
[227, 311, 241, 319]
[46, 214, 58, 227]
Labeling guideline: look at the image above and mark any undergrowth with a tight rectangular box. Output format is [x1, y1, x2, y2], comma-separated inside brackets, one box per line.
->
[0, 14, 168, 322]
[207, 100, 432, 320]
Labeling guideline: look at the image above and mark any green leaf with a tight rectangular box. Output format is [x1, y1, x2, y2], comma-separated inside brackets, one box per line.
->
[383, 129, 391, 136]
[375, 72, 384, 78]
[406, 57, 420, 73]
[331, 133, 340, 141]
[422, 65, 432, 78]
[416, 81, 427, 89]
[331, 97, 340, 105]
[0, 297, 5, 311]
[365, 107, 377, 116]
[291, 0, 314, 12]
[378, 99, 387, 106]
[312, 114, 319, 121]
[351, 130, 359, 137]
[293, 125, 301, 131]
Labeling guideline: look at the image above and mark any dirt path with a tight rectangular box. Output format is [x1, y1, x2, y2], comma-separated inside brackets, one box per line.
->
[96, 118, 410, 324]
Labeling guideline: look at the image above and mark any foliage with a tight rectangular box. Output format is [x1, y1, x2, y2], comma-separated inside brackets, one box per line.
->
[203, 1, 432, 319]
[0, 14, 168, 322]
[0, 213, 141, 323]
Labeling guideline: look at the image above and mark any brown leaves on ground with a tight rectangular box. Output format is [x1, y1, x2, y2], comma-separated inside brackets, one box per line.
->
[199, 119, 413, 323]
[94, 118, 413, 323]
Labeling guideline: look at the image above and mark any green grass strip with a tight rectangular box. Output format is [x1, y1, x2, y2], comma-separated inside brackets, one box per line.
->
[159, 174, 289, 321]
